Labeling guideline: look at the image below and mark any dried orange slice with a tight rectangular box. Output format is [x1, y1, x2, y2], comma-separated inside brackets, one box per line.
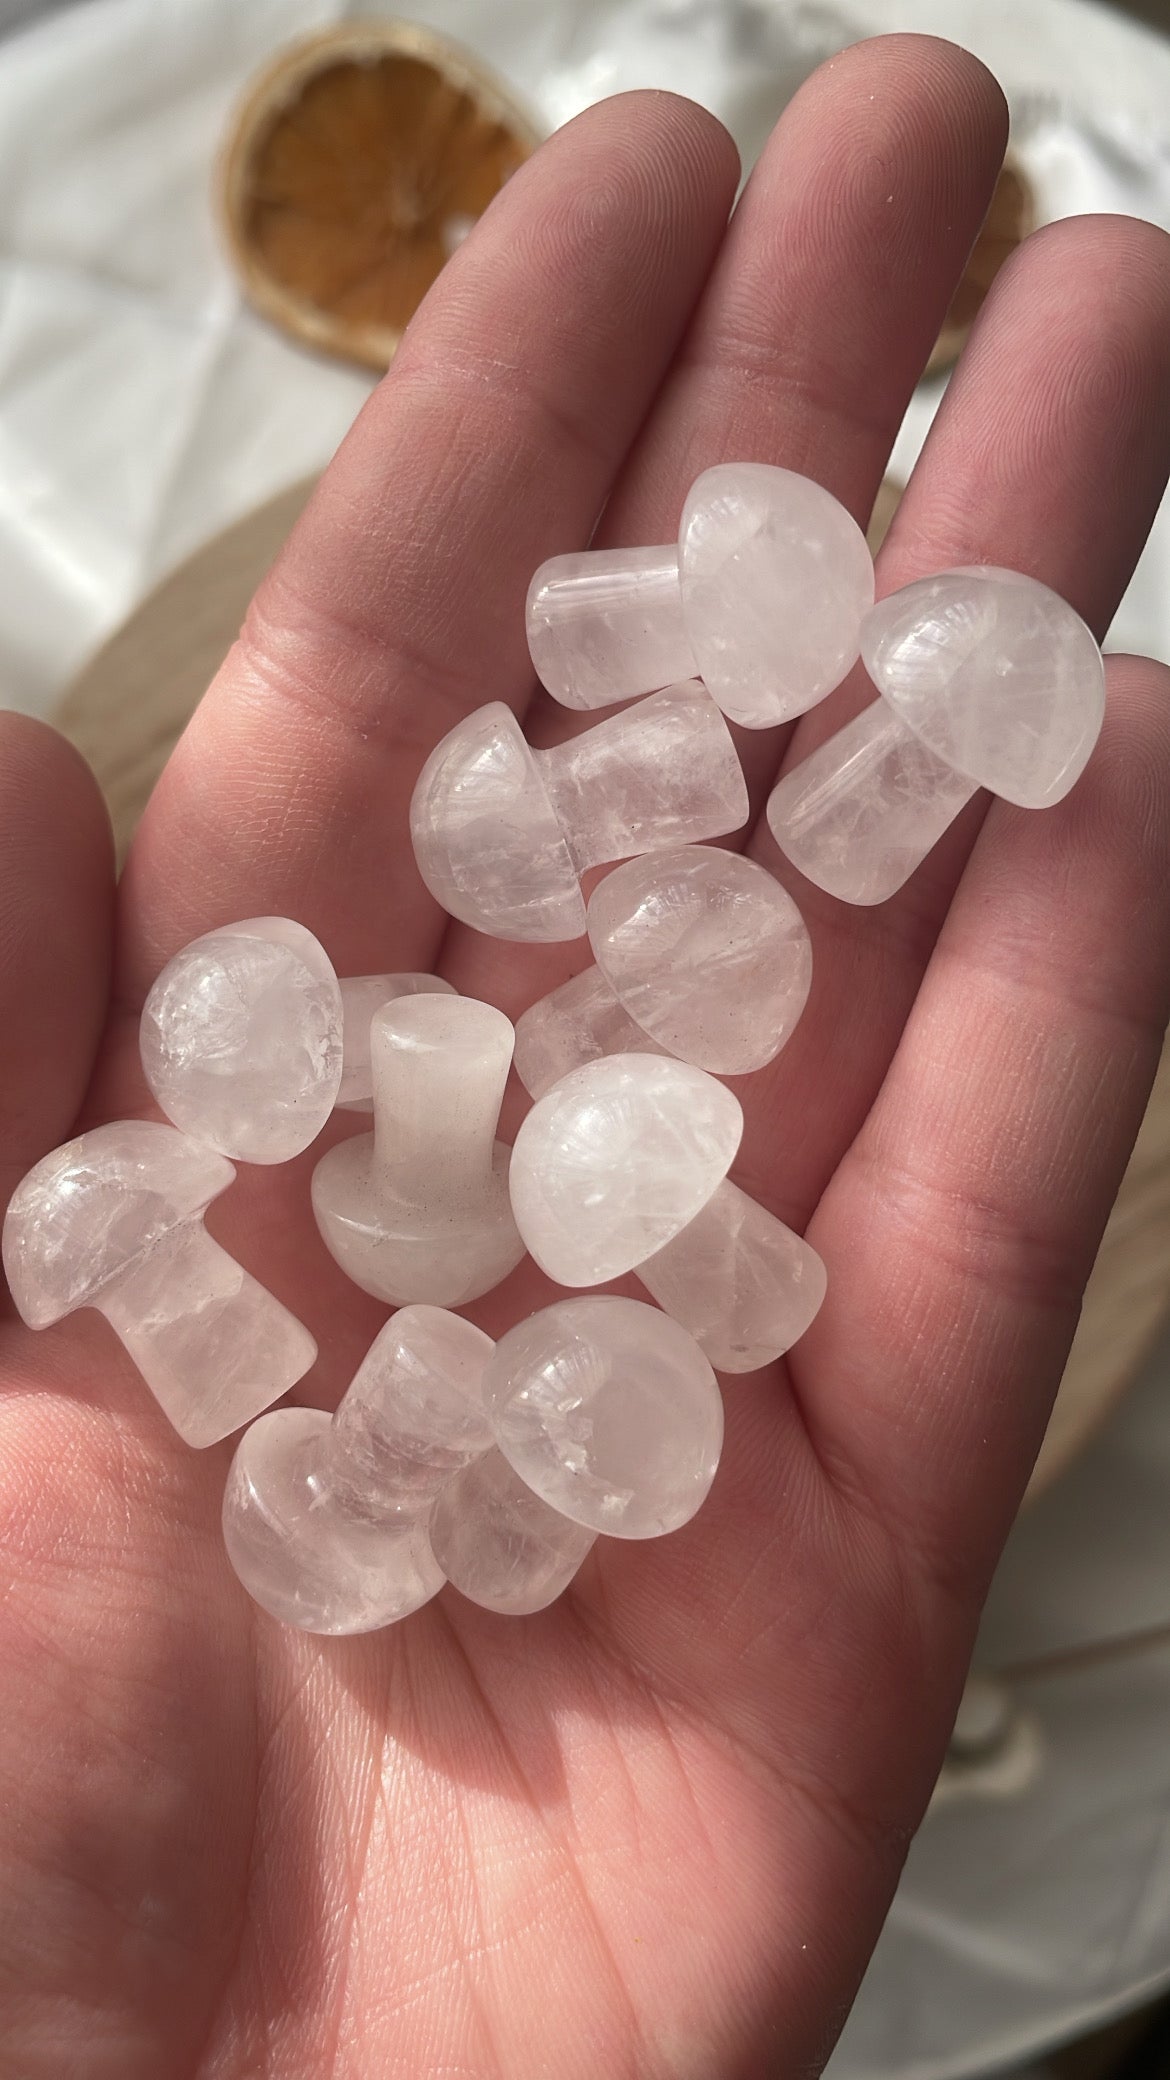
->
[219, 21, 542, 370]
[926, 157, 1035, 378]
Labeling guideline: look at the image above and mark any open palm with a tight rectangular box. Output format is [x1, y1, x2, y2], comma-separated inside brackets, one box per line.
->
[3, 36, 1170, 2079]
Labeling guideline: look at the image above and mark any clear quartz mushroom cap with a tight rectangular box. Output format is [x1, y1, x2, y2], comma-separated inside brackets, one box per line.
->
[679, 462, 875, 726]
[2, 1120, 235, 1329]
[586, 845, 813, 1075]
[508, 1054, 743, 1287]
[410, 702, 585, 942]
[484, 1294, 723, 1539]
[862, 565, 1106, 808]
[140, 917, 344, 1163]
[222, 1406, 445, 1635]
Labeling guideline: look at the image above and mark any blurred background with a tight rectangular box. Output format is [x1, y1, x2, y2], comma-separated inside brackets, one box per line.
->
[1, 1, 1169, 2075]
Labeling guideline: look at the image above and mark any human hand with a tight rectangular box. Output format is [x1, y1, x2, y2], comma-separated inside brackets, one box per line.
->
[2, 35, 1169, 2078]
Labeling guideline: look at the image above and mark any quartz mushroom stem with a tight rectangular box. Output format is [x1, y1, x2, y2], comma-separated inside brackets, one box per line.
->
[429, 1448, 598, 1615]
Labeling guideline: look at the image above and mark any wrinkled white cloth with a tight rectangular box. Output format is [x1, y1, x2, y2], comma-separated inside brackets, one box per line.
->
[2, 4, 1170, 2078]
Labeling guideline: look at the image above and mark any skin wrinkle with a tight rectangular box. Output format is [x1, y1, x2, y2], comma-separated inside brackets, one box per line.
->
[441, 1775, 521, 2080]
[853, 1147, 1093, 1321]
[338, 1788, 475, 2078]
[232, 617, 462, 764]
[231, 1647, 345, 2055]
[571, 1498, 926, 1860]
[320, 1738, 385, 2080]
[380, 1628, 527, 2077]
[876, 222, 1170, 620]
[196, 1610, 268, 2080]
[433, 1601, 654, 2077]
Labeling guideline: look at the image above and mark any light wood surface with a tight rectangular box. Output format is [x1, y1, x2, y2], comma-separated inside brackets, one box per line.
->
[54, 479, 1170, 1500]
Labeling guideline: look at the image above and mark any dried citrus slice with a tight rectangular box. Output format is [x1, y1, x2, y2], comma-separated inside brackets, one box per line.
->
[926, 157, 1035, 378]
[219, 21, 542, 370]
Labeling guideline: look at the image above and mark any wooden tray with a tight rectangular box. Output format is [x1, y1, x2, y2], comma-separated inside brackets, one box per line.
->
[55, 482, 1170, 1499]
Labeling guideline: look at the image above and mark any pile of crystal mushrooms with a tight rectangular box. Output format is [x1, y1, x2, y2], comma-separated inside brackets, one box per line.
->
[2, 464, 1106, 1635]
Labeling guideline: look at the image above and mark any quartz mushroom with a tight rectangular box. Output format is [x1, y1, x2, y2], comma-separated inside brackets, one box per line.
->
[410, 679, 748, 941]
[312, 993, 526, 1307]
[140, 914, 455, 1160]
[513, 844, 812, 1095]
[482, 1295, 724, 1537]
[508, 1056, 826, 1373]
[222, 1305, 493, 1632]
[527, 462, 874, 727]
[1, 1120, 316, 1447]
[767, 566, 1106, 905]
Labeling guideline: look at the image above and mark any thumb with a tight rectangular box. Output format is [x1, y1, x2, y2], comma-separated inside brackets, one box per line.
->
[0, 715, 114, 1220]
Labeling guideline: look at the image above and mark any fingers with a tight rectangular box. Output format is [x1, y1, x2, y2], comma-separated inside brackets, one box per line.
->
[746, 211, 1170, 1224]
[448, 33, 1011, 1012]
[117, 93, 740, 1000]
[879, 216, 1170, 631]
[798, 653, 1170, 1593]
[598, 34, 1008, 706]
[0, 718, 113, 1198]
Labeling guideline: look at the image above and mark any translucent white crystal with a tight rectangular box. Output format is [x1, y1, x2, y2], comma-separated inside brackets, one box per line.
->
[514, 846, 811, 1090]
[410, 682, 748, 942]
[527, 545, 697, 709]
[222, 1304, 493, 1632]
[140, 917, 344, 1163]
[513, 965, 660, 1099]
[336, 972, 457, 1110]
[767, 698, 978, 905]
[508, 1056, 825, 1370]
[222, 1406, 444, 1634]
[313, 995, 525, 1307]
[639, 1179, 826, 1372]
[410, 703, 584, 941]
[430, 1447, 596, 1613]
[862, 566, 1106, 808]
[678, 464, 875, 727]
[2, 1120, 316, 1447]
[590, 845, 811, 1073]
[485, 1296, 723, 1537]
[142, 919, 458, 1149]
[508, 1055, 743, 1286]
[525, 466, 873, 730]
[768, 567, 1106, 907]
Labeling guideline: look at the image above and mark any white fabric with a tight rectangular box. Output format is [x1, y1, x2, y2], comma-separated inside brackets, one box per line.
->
[2, 3, 1170, 2075]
